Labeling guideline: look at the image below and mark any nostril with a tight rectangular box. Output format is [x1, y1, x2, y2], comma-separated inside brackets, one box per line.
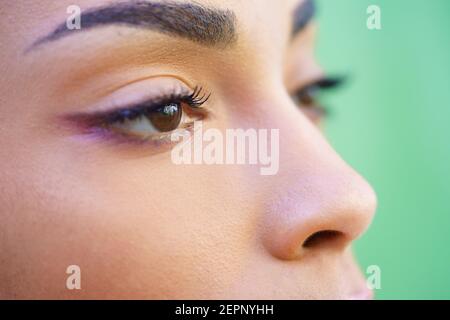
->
[302, 230, 345, 249]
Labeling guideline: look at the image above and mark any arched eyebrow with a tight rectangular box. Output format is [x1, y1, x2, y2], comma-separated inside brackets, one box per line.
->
[29, 1, 237, 51]
[292, 0, 316, 37]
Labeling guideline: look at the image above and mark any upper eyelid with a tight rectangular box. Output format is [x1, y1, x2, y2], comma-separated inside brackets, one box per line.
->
[103, 86, 210, 118]
[65, 75, 200, 115]
[102, 75, 198, 100]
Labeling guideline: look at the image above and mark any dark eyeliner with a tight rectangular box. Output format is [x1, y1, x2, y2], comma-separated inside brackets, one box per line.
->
[294, 75, 345, 98]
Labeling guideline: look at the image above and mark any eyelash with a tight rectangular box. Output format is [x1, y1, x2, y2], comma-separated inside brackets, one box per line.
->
[100, 86, 209, 124]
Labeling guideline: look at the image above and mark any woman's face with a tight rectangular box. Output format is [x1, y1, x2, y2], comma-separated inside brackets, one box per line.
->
[0, 0, 377, 299]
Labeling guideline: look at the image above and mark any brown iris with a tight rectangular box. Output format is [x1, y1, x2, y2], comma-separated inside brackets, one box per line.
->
[146, 103, 182, 132]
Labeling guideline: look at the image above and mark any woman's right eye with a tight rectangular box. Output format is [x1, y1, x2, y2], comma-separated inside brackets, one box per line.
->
[66, 86, 210, 142]
[109, 102, 184, 138]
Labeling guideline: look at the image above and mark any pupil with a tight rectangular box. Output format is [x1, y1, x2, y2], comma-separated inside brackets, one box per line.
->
[147, 103, 182, 132]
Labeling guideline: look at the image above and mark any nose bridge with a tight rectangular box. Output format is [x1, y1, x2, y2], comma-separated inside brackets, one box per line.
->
[260, 105, 377, 260]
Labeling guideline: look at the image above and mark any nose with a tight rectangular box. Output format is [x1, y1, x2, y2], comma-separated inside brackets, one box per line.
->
[260, 101, 377, 260]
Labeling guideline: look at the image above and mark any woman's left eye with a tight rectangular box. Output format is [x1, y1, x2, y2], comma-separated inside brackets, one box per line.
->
[291, 76, 344, 123]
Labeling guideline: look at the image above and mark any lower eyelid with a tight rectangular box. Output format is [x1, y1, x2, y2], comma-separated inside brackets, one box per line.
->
[111, 121, 198, 150]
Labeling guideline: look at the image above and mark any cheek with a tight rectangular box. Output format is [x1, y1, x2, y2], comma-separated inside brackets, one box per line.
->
[0, 143, 259, 298]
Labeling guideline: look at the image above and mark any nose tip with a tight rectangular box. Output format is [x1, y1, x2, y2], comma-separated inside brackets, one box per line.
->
[262, 172, 377, 260]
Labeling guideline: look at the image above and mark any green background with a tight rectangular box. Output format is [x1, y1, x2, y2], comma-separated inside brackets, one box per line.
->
[316, 0, 450, 299]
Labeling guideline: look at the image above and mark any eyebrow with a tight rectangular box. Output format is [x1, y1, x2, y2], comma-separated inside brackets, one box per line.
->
[292, 0, 316, 37]
[30, 1, 237, 50]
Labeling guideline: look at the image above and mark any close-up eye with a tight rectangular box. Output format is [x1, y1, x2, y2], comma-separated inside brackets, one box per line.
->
[67, 86, 210, 143]
[291, 76, 344, 122]
[3, 0, 449, 305]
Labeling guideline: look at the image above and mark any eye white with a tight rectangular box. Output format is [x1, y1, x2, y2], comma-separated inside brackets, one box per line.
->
[112, 115, 159, 136]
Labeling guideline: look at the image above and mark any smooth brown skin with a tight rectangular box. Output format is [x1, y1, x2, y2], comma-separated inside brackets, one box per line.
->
[0, 0, 377, 299]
